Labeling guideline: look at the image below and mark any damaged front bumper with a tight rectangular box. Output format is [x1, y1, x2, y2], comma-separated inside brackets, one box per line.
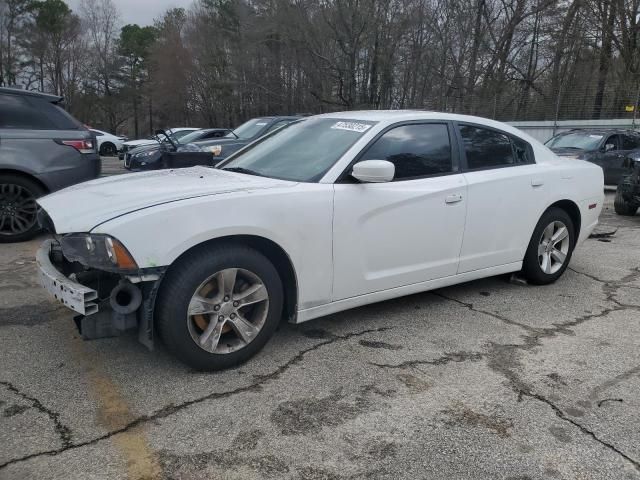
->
[36, 239, 164, 350]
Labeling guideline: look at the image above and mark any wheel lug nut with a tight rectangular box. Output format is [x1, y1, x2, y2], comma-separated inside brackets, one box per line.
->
[214, 305, 220, 311]
[224, 296, 230, 301]
[230, 313, 236, 319]
[233, 301, 239, 307]
[218, 315, 224, 321]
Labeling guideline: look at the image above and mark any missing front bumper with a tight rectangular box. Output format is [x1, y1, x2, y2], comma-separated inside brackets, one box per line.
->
[36, 239, 163, 350]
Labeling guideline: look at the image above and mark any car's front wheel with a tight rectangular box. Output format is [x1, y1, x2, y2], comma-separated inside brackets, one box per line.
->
[0, 175, 44, 243]
[156, 244, 283, 371]
[522, 207, 575, 285]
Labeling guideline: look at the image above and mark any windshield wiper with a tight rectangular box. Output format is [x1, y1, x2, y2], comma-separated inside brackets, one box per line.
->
[227, 130, 239, 139]
[222, 167, 264, 177]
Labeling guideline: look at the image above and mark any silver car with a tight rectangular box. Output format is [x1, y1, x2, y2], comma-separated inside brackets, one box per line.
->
[0, 87, 100, 242]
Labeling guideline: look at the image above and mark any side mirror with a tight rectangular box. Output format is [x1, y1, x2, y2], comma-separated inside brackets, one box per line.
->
[604, 143, 616, 152]
[351, 160, 395, 183]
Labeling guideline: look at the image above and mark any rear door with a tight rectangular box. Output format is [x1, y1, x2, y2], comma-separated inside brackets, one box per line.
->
[456, 123, 545, 273]
[332, 122, 467, 300]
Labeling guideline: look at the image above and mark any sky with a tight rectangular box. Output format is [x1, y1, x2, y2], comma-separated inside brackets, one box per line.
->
[67, 0, 193, 26]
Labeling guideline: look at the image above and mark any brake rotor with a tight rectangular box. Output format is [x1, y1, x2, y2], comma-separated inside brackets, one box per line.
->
[193, 280, 233, 333]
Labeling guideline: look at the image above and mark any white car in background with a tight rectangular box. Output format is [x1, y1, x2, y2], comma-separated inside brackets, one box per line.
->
[119, 128, 200, 159]
[90, 129, 127, 156]
[36, 111, 604, 371]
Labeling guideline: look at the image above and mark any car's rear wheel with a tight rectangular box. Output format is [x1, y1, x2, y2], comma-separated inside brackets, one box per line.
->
[99, 142, 117, 156]
[0, 175, 44, 243]
[522, 207, 575, 285]
[614, 187, 638, 216]
[156, 244, 283, 371]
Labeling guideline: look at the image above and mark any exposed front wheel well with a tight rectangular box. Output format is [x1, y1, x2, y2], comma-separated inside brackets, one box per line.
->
[164, 235, 298, 323]
[0, 169, 49, 194]
[546, 200, 581, 243]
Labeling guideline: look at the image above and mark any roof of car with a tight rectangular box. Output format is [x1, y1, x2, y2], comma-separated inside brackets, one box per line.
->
[556, 128, 640, 136]
[0, 87, 63, 103]
[313, 110, 518, 125]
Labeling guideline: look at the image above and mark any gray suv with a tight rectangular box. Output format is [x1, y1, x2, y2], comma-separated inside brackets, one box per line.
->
[0, 88, 100, 242]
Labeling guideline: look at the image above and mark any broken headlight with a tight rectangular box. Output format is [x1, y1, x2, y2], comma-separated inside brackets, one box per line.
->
[59, 234, 138, 272]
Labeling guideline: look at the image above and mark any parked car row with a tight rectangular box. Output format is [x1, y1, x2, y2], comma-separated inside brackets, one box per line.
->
[1, 83, 638, 245]
[121, 116, 301, 171]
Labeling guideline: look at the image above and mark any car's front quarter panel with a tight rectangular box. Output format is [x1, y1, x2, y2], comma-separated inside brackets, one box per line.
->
[92, 184, 335, 310]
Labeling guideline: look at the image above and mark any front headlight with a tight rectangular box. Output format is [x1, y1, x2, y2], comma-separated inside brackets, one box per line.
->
[202, 145, 223, 156]
[135, 150, 157, 158]
[59, 234, 138, 271]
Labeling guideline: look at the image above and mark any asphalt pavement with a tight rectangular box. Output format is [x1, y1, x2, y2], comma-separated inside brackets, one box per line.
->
[1, 167, 639, 479]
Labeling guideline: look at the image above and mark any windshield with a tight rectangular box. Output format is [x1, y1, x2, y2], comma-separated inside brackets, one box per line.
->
[546, 133, 603, 150]
[219, 117, 377, 182]
[226, 119, 270, 139]
[177, 130, 206, 144]
[170, 130, 196, 141]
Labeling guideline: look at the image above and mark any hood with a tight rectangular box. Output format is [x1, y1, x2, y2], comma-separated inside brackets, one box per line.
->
[124, 138, 158, 148]
[550, 147, 590, 158]
[38, 166, 295, 233]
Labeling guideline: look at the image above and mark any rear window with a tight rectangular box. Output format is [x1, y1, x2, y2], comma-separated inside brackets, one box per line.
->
[0, 93, 82, 130]
[33, 98, 83, 130]
[0, 93, 55, 129]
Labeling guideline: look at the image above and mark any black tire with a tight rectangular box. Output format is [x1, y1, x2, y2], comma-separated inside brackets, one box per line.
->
[521, 207, 575, 285]
[156, 244, 283, 371]
[0, 175, 45, 243]
[99, 142, 117, 156]
[614, 188, 638, 216]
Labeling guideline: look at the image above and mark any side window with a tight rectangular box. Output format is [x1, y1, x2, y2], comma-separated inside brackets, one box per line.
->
[359, 123, 453, 180]
[622, 134, 640, 150]
[605, 135, 621, 151]
[459, 125, 515, 169]
[205, 131, 225, 139]
[0, 94, 55, 129]
[512, 136, 534, 164]
[91, 130, 104, 136]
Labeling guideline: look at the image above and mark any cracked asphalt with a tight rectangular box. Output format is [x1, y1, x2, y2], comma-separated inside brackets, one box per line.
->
[1, 188, 640, 480]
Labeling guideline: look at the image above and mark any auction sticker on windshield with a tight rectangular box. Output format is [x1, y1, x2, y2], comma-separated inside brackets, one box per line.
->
[331, 121, 373, 133]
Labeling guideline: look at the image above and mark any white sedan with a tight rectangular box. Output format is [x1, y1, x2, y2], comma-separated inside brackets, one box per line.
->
[36, 111, 604, 370]
[90, 129, 127, 156]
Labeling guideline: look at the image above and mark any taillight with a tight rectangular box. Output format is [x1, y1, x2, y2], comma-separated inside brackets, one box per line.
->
[56, 139, 95, 154]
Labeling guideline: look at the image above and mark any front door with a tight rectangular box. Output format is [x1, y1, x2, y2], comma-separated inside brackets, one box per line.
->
[332, 122, 467, 301]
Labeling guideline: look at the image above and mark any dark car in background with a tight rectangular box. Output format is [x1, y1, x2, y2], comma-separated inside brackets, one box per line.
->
[0, 87, 100, 242]
[546, 129, 640, 185]
[182, 116, 302, 163]
[123, 128, 230, 170]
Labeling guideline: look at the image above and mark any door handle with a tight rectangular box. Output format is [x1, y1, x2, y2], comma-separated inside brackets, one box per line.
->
[531, 178, 544, 187]
[445, 194, 463, 204]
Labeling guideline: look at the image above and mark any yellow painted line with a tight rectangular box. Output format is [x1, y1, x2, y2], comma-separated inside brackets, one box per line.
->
[67, 328, 162, 480]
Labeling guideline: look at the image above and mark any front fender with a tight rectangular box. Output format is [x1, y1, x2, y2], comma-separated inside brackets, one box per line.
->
[92, 185, 335, 310]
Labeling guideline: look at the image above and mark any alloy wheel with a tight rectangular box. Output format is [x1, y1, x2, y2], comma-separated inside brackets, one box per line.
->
[186, 268, 270, 354]
[0, 183, 38, 237]
[537, 220, 570, 275]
